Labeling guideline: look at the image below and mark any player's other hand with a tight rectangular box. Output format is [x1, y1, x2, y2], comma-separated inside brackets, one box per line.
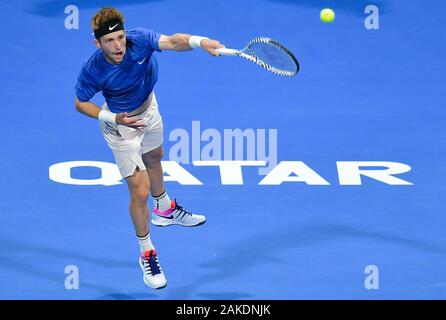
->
[116, 112, 146, 129]
[201, 39, 225, 56]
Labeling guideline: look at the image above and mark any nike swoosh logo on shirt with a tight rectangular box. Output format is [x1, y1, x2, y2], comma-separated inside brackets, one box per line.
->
[138, 58, 146, 64]
[109, 23, 119, 31]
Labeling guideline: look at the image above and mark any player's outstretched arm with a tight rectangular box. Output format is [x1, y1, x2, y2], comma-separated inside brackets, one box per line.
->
[158, 34, 224, 56]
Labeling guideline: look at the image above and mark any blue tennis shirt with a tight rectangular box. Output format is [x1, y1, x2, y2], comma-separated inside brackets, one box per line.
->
[75, 28, 161, 113]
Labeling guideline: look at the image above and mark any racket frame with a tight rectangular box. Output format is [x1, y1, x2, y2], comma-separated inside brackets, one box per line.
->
[216, 37, 299, 77]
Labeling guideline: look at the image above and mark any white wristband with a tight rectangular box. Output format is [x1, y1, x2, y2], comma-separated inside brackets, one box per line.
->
[189, 36, 208, 49]
[98, 110, 117, 124]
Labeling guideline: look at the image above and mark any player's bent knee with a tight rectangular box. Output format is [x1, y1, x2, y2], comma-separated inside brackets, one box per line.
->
[130, 186, 150, 205]
[126, 169, 150, 204]
[150, 147, 164, 160]
[143, 147, 163, 167]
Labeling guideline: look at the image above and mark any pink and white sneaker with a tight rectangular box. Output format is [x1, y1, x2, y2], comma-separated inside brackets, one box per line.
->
[139, 249, 167, 289]
[152, 199, 206, 227]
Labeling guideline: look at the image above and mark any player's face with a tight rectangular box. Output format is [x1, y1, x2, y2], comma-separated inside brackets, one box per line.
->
[98, 30, 126, 64]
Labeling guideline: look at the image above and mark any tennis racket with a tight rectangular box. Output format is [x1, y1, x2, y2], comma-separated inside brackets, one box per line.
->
[216, 37, 299, 77]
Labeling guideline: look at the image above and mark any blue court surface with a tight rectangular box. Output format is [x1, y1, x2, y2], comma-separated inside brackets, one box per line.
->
[1, 0, 445, 300]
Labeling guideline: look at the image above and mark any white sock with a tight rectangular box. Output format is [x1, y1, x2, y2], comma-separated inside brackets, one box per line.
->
[152, 190, 172, 212]
[137, 231, 154, 254]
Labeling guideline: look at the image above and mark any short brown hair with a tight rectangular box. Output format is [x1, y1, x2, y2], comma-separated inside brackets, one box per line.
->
[91, 7, 124, 31]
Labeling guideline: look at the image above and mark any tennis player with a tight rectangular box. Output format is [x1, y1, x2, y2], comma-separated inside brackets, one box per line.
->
[74, 7, 224, 289]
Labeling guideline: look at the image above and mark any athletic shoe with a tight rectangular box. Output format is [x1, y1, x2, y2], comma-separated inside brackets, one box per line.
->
[139, 249, 167, 289]
[152, 199, 206, 227]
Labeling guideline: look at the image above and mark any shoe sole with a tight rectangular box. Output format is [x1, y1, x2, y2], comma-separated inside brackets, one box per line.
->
[139, 259, 167, 290]
[143, 277, 167, 290]
[151, 219, 206, 227]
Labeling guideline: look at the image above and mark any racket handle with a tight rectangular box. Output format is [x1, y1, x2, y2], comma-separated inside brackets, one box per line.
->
[216, 48, 239, 56]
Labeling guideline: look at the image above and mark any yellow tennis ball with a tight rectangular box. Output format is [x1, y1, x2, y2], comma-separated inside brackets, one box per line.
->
[320, 8, 335, 23]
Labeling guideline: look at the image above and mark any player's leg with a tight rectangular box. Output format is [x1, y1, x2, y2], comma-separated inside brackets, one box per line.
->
[140, 99, 206, 227]
[141, 146, 165, 197]
[125, 167, 167, 289]
[125, 167, 151, 238]
[98, 100, 167, 289]
[142, 147, 204, 227]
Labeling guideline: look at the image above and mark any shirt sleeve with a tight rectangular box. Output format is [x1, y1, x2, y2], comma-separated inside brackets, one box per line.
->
[75, 66, 100, 102]
[133, 27, 162, 53]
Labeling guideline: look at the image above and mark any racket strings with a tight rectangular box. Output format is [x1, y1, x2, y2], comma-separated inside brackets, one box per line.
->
[241, 37, 299, 76]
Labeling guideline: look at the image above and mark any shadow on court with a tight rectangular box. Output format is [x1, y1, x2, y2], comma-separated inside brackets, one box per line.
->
[0, 236, 153, 299]
[0, 235, 134, 268]
[166, 222, 446, 299]
[96, 292, 159, 300]
[27, 0, 166, 17]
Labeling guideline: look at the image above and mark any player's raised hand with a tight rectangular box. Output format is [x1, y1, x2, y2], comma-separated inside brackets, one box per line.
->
[201, 39, 225, 56]
[116, 112, 146, 129]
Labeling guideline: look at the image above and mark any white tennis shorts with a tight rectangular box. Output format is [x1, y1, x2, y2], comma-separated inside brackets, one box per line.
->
[99, 92, 163, 178]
